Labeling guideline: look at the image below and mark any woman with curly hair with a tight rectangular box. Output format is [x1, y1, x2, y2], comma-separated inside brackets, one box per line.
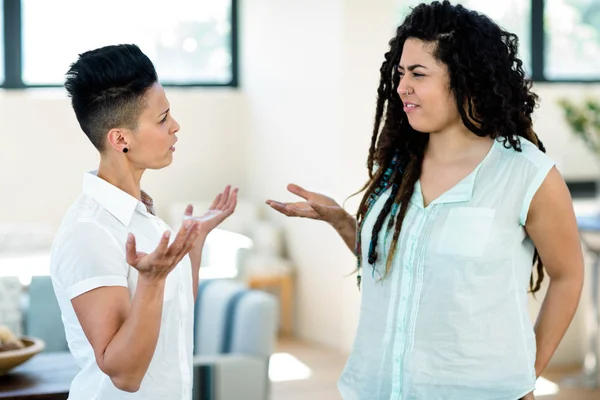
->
[267, 1, 584, 399]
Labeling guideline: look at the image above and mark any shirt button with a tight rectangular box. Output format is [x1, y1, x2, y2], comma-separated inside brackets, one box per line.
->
[180, 320, 184, 328]
[183, 389, 188, 396]
[179, 285, 184, 293]
[181, 354, 185, 362]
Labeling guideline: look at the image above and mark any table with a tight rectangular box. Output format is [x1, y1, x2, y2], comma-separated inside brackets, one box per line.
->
[0, 352, 78, 400]
[247, 272, 294, 337]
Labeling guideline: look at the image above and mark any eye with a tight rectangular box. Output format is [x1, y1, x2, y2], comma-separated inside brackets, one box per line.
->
[413, 72, 424, 77]
[160, 115, 168, 124]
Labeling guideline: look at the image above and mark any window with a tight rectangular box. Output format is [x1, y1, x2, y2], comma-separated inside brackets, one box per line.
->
[396, 0, 600, 82]
[545, 0, 600, 80]
[0, 9, 4, 85]
[3, 0, 238, 88]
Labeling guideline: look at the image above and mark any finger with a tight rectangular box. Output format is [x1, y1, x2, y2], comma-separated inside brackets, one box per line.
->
[217, 185, 231, 209]
[209, 193, 222, 210]
[225, 188, 238, 213]
[174, 221, 198, 260]
[267, 201, 295, 217]
[288, 184, 313, 200]
[168, 221, 193, 256]
[155, 230, 172, 256]
[184, 204, 193, 217]
[286, 205, 319, 219]
[125, 233, 138, 266]
[182, 224, 201, 255]
[307, 201, 328, 217]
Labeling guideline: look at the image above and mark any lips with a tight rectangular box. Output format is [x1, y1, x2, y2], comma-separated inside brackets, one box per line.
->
[403, 102, 419, 112]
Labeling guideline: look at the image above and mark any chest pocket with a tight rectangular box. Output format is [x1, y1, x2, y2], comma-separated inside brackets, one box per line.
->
[437, 207, 495, 258]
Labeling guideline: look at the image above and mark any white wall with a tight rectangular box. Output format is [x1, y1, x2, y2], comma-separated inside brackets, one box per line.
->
[240, 0, 347, 350]
[337, 0, 397, 354]
[0, 89, 248, 230]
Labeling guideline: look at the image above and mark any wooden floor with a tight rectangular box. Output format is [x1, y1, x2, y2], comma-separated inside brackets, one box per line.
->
[270, 339, 600, 400]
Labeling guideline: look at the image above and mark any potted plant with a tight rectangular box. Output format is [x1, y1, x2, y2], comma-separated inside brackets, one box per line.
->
[557, 97, 600, 197]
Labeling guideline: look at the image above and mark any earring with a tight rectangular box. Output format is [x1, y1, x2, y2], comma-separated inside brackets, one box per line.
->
[123, 148, 129, 153]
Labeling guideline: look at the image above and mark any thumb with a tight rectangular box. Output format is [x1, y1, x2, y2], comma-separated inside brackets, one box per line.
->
[125, 233, 138, 266]
[307, 201, 329, 216]
[288, 184, 312, 200]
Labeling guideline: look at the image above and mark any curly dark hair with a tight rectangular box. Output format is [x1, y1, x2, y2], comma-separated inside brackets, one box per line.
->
[355, 1, 546, 293]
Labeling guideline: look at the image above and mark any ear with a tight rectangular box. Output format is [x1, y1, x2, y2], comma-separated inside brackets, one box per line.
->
[106, 128, 130, 153]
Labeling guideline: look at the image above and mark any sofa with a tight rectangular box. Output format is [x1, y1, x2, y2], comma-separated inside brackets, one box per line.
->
[21, 276, 278, 400]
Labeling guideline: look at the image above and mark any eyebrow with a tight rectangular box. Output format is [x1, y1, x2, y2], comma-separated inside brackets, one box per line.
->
[158, 108, 169, 118]
[398, 64, 428, 71]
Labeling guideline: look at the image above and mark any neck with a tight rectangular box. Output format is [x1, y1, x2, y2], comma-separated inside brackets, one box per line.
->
[97, 154, 144, 200]
[426, 123, 493, 163]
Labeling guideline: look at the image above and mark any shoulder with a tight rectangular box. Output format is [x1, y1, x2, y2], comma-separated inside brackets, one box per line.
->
[52, 204, 123, 270]
[498, 136, 555, 171]
[57, 195, 124, 242]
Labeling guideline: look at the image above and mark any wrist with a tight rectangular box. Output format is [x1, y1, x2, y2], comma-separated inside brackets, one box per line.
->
[331, 212, 356, 233]
[136, 274, 167, 289]
[189, 235, 207, 264]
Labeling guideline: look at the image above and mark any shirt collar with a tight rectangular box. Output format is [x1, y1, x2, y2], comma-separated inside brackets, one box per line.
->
[82, 171, 153, 226]
[410, 138, 499, 209]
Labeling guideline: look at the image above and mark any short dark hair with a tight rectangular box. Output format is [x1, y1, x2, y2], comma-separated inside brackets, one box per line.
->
[64, 44, 158, 151]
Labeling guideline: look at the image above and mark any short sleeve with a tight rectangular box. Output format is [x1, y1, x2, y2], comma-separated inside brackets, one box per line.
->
[52, 222, 129, 300]
[518, 146, 556, 226]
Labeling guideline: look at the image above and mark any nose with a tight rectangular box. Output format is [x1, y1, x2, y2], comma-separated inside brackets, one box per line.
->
[397, 83, 413, 98]
[397, 85, 406, 96]
[171, 117, 181, 134]
[397, 81, 410, 97]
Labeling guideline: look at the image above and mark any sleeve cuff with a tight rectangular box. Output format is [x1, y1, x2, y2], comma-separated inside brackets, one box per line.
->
[519, 162, 556, 226]
[68, 275, 128, 299]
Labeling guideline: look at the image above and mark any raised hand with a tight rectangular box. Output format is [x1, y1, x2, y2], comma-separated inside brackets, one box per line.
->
[126, 218, 200, 281]
[183, 185, 238, 236]
[266, 184, 349, 228]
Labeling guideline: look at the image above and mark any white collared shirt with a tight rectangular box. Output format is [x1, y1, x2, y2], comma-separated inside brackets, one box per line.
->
[338, 138, 555, 400]
[50, 172, 194, 400]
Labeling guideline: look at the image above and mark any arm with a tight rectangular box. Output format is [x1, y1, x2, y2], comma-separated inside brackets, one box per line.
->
[71, 223, 199, 392]
[189, 235, 206, 301]
[524, 167, 585, 377]
[266, 184, 358, 255]
[186, 185, 238, 301]
[72, 281, 165, 392]
[330, 211, 358, 254]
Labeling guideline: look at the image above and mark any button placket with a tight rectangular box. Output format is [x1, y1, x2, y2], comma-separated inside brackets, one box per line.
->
[391, 208, 428, 399]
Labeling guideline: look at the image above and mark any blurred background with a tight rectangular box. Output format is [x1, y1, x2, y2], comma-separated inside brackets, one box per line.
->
[0, 0, 599, 399]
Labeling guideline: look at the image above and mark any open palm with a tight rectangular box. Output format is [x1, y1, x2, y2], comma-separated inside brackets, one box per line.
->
[184, 185, 238, 237]
[266, 183, 345, 225]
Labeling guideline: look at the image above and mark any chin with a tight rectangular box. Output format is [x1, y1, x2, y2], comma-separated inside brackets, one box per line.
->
[407, 117, 442, 134]
[407, 121, 430, 134]
[148, 158, 174, 170]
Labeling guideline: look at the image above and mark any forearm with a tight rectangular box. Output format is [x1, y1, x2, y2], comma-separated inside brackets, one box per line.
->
[99, 278, 166, 391]
[533, 276, 583, 376]
[189, 235, 207, 301]
[332, 213, 358, 254]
